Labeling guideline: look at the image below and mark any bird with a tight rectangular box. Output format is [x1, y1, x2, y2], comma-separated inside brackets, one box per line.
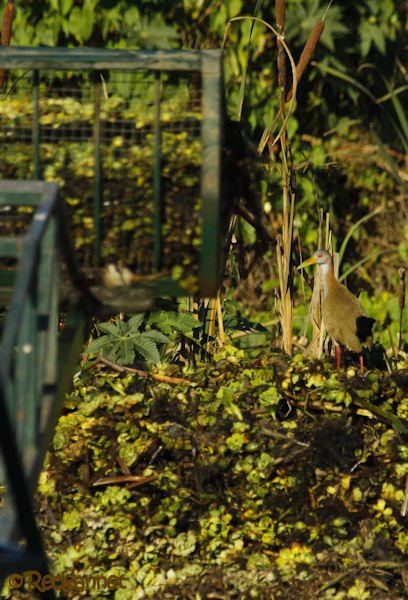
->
[298, 249, 375, 372]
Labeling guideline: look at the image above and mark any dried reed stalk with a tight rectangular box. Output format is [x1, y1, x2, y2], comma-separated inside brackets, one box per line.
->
[398, 267, 406, 351]
[0, 0, 15, 88]
[1, 0, 14, 45]
[276, 0, 285, 31]
[276, 155, 295, 354]
[286, 17, 326, 102]
[216, 294, 225, 346]
[273, 0, 295, 355]
[276, 0, 286, 91]
[305, 212, 336, 358]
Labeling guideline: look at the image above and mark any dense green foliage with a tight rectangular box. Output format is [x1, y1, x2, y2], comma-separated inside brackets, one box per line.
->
[5, 348, 404, 599]
[2, 0, 406, 342]
[1, 1, 407, 598]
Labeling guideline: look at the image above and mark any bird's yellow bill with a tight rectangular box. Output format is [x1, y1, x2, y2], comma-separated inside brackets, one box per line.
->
[297, 256, 317, 270]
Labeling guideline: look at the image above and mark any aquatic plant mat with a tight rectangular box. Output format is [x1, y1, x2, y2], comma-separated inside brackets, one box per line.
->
[6, 349, 408, 599]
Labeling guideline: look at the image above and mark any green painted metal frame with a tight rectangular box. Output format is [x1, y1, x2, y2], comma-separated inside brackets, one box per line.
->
[0, 46, 228, 588]
[0, 46, 225, 297]
[0, 181, 86, 591]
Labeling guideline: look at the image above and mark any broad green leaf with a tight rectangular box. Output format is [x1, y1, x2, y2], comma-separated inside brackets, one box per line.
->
[128, 314, 144, 331]
[85, 335, 115, 355]
[98, 322, 121, 336]
[133, 338, 161, 364]
[148, 311, 202, 335]
[142, 330, 171, 344]
[122, 339, 136, 365]
[61, 0, 73, 17]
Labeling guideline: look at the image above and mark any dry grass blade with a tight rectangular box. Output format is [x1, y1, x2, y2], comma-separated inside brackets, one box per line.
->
[216, 294, 225, 346]
[277, 39, 286, 91]
[301, 212, 334, 358]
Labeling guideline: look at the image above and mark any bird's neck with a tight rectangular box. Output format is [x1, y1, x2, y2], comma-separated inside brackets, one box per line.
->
[320, 260, 336, 297]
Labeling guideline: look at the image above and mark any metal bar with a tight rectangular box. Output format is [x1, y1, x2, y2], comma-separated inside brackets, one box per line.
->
[32, 69, 40, 179]
[0, 384, 52, 588]
[0, 47, 204, 71]
[15, 284, 37, 469]
[199, 50, 223, 297]
[153, 72, 163, 271]
[0, 184, 58, 382]
[0, 237, 22, 258]
[93, 75, 102, 262]
[0, 179, 49, 198]
[30, 312, 87, 494]
[36, 212, 58, 444]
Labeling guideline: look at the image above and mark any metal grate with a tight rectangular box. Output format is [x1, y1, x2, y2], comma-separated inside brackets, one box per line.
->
[0, 48, 224, 300]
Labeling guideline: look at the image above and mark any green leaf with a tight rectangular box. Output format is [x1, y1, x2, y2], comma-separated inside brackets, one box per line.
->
[60, 0, 73, 17]
[142, 330, 171, 344]
[122, 339, 136, 365]
[148, 311, 202, 336]
[172, 532, 197, 557]
[128, 314, 144, 332]
[133, 338, 161, 364]
[98, 321, 121, 336]
[85, 334, 115, 355]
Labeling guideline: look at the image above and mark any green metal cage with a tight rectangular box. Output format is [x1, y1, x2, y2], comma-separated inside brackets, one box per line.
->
[0, 180, 86, 590]
[0, 46, 228, 308]
[0, 46, 231, 590]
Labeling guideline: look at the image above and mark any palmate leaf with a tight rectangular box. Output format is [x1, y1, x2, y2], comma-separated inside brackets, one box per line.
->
[98, 322, 119, 336]
[85, 314, 171, 365]
[114, 339, 135, 365]
[133, 337, 161, 364]
[86, 334, 116, 355]
[148, 311, 202, 336]
[142, 330, 171, 344]
[128, 314, 144, 332]
[103, 338, 135, 365]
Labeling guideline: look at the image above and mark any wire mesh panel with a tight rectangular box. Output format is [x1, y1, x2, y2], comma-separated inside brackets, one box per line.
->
[0, 48, 224, 306]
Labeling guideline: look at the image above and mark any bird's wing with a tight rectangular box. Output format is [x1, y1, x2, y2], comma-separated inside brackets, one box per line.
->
[322, 283, 366, 352]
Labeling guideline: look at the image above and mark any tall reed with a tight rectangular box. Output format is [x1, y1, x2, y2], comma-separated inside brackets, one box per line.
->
[224, 2, 331, 355]
[0, 0, 15, 88]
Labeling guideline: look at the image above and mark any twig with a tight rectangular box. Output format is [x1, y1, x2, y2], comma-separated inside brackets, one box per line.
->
[94, 356, 192, 386]
[317, 570, 355, 593]
[92, 474, 157, 488]
[401, 474, 408, 516]
[261, 427, 310, 447]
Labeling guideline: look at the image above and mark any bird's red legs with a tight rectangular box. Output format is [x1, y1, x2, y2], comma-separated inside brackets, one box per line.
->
[335, 345, 341, 370]
[336, 345, 365, 373]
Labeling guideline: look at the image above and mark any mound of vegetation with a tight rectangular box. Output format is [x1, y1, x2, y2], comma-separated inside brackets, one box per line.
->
[5, 347, 406, 599]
